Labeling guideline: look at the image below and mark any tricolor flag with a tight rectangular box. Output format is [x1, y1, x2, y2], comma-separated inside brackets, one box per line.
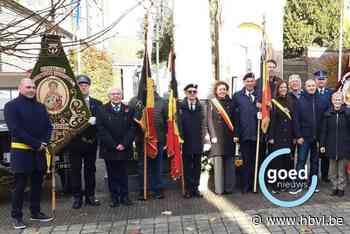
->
[261, 51, 271, 134]
[134, 49, 158, 158]
[166, 50, 183, 180]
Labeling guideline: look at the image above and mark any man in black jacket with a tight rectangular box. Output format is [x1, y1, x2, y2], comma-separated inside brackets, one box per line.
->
[4, 78, 53, 229]
[67, 75, 102, 209]
[291, 79, 329, 194]
[232, 73, 259, 193]
[180, 84, 209, 198]
[97, 88, 135, 207]
[315, 70, 333, 183]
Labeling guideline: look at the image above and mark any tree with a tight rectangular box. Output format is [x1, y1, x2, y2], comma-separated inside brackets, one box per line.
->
[69, 47, 114, 103]
[284, 0, 350, 58]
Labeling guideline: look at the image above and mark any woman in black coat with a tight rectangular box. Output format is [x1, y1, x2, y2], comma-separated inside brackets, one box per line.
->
[97, 88, 135, 207]
[207, 81, 236, 194]
[320, 92, 350, 197]
[268, 80, 295, 193]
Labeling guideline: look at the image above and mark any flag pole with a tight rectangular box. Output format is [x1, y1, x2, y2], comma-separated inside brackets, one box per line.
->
[143, 12, 149, 201]
[253, 15, 266, 193]
[338, 0, 344, 82]
[49, 0, 57, 214]
[253, 120, 261, 193]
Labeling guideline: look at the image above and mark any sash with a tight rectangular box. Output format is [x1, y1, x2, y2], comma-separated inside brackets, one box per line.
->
[211, 98, 234, 132]
[11, 142, 32, 150]
[271, 99, 292, 120]
[11, 142, 53, 173]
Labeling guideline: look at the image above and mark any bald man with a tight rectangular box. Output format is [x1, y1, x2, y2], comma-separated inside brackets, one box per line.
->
[96, 88, 135, 207]
[4, 79, 53, 229]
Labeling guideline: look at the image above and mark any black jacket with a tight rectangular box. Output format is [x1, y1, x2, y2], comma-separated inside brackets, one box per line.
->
[294, 91, 329, 141]
[97, 102, 135, 161]
[268, 96, 295, 150]
[207, 96, 236, 156]
[232, 88, 259, 142]
[67, 97, 102, 154]
[179, 98, 208, 155]
[4, 95, 52, 173]
[320, 106, 350, 160]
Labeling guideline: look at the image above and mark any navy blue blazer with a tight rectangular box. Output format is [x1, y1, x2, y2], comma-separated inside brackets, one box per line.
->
[4, 95, 52, 173]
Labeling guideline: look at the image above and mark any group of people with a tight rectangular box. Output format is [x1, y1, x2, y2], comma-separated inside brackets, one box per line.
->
[4, 59, 350, 230]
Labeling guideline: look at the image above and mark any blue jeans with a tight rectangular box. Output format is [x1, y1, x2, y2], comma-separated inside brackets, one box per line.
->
[296, 139, 319, 182]
[138, 144, 164, 194]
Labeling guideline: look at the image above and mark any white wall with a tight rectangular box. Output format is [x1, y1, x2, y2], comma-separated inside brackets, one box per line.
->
[173, 0, 213, 99]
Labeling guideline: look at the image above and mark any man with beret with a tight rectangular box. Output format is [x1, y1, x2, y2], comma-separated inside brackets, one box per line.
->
[232, 72, 259, 193]
[67, 74, 103, 209]
[315, 70, 333, 183]
[180, 84, 209, 198]
[4, 78, 53, 229]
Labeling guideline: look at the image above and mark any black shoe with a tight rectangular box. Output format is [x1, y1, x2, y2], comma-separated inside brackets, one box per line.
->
[120, 197, 133, 206]
[13, 218, 26, 229]
[338, 190, 344, 197]
[30, 212, 54, 222]
[138, 192, 147, 201]
[183, 192, 192, 199]
[85, 196, 101, 206]
[109, 198, 120, 208]
[72, 197, 83, 209]
[193, 190, 203, 198]
[154, 192, 164, 199]
[330, 189, 338, 196]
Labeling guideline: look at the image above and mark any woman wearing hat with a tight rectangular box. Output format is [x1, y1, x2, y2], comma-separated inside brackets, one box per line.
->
[207, 81, 236, 194]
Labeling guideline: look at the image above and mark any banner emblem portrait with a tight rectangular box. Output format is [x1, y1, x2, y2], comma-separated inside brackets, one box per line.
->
[30, 34, 91, 153]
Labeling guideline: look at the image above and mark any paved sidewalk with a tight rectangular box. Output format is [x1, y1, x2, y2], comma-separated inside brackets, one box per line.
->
[9, 201, 350, 234]
[1, 186, 350, 234]
[1, 159, 349, 234]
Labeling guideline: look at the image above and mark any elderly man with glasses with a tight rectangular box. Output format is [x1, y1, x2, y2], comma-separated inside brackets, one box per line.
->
[97, 88, 135, 207]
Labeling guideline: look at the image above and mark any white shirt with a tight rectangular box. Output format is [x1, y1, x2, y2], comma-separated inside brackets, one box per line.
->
[245, 89, 255, 102]
[187, 100, 197, 111]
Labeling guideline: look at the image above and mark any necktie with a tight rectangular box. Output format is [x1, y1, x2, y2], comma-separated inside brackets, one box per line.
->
[85, 98, 90, 110]
[113, 104, 120, 112]
[249, 93, 254, 103]
[320, 89, 324, 95]
[192, 103, 195, 111]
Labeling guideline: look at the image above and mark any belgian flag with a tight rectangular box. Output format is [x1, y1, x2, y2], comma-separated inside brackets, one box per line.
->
[166, 50, 183, 180]
[134, 48, 158, 158]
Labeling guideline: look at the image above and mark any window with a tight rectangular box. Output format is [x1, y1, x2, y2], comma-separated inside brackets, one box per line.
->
[0, 89, 18, 122]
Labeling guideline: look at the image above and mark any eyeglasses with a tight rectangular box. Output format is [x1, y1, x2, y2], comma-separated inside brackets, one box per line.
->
[25, 86, 36, 89]
[110, 93, 122, 96]
[187, 90, 197, 94]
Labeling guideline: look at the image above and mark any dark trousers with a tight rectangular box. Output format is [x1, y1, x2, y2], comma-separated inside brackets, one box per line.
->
[12, 171, 44, 219]
[105, 160, 128, 200]
[270, 152, 293, 190]
[137, 144, 164, 194]
[296, 139, 319, 182]
[70, 151, 97, 198]
[241, 140, 257, 192]
[183, 154, 202, 194]
[321, 154, 330, 180]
